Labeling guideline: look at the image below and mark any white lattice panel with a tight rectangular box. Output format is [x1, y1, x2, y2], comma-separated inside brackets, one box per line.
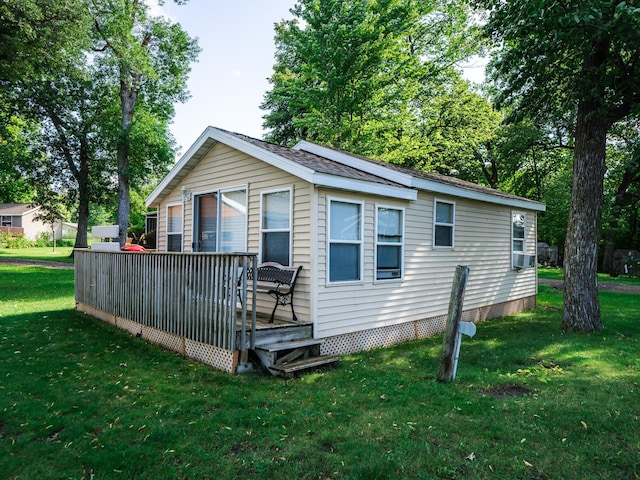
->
[142, 325, 184, 355]
[320, 296, 535, 357]
[116, 317, 143, 337]
[185, 339, 237, 373]
[415, 314, 447, 339]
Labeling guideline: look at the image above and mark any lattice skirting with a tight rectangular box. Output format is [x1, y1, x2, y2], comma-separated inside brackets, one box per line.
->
[76, 302, 238, 374]
[320, 296, 536, 356]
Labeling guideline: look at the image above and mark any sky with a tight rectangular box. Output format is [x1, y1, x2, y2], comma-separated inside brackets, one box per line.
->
[155, 1, 486, 157]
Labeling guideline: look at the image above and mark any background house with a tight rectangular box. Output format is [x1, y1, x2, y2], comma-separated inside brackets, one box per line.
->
[146, 126, 545, 356]
[0, 203, 63, 240]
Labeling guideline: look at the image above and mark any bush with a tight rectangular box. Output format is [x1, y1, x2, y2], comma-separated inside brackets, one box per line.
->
[2, 232, 33, 249]
[34, 232, 51, 247]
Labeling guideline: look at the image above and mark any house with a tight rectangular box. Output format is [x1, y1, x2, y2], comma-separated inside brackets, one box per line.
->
[144, 126, 545, 358]
[0, 203, 62, 240]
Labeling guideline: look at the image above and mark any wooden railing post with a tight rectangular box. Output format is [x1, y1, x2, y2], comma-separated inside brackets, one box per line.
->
[437, 265, 470, 383]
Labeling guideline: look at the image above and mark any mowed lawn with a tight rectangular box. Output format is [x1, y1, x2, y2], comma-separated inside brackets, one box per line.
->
[0, 263, 638, 479]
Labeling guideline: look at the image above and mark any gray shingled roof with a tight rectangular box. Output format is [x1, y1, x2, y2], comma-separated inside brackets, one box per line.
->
[0, 203, 37, 215]
[224, 130, 543, 207]
[223, 130, 409, 189]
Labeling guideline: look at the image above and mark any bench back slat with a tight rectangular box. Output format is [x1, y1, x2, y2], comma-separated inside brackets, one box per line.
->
[246, 262, 301, 286]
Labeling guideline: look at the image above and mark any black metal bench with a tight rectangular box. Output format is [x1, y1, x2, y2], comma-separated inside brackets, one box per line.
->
[241, 262, 302, 323]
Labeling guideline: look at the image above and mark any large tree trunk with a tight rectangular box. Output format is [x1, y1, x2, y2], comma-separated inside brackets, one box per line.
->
[116, 78, 137, 247]
[562, 99, 608, 332]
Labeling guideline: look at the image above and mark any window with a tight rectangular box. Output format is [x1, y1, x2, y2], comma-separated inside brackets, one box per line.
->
[193, 188, 247, 252]
[328, 199, 362, 283]
[376, 206, 404, 280]
[434, 200, 454, 247]
[261, 189, 291, 265]
[1, 216, 12, 227]
[167, 204, 183, 252]
[512, 212, 526, 252]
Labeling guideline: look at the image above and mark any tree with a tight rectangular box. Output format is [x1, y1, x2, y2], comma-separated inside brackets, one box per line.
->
[481, 0, 640, 332]
[90, 0, 199, 245]
[0, 0, 88, 82]
[601, 120, 640, 272]
[261, 0, 483, 171]
[1, 0, 197, 249]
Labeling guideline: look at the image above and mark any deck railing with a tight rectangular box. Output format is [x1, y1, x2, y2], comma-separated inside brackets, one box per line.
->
[74, 250, 257, 352]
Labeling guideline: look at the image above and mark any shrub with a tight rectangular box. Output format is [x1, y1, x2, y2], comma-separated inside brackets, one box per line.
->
[3, 232, 33, 249]
[34, 232, 52, 247]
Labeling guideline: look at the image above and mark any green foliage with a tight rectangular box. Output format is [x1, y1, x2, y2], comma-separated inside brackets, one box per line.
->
[33, 232, 52, 248]
[261, 0, 495, 180]
[0, 0, 89, 82]
[0, 232, 33, 249]
[1, 0, 198, 249]
[481, 0, 640, 122]
[1, 265, 639, 478]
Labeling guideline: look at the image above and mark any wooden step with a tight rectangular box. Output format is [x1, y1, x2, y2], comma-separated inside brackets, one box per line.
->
[269, 355, 341, 376]
[256, 338, 324, 353]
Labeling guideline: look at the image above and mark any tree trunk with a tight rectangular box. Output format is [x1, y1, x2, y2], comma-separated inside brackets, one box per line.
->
[116, 78, 137, 247]
[562, 99, 608, 332]
[73, 157, 90, 250]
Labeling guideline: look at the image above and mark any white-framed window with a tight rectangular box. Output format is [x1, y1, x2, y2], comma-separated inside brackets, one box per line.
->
[512, 211, 526, 253]
[434, 199, 455, 247]
[376, 205, 404, 280]
[193, 187, 247, 253]
[260, 188, 292, 265]
[328, 198, 363, 283]
[166, 203, 183, 252]
[1, 216, 13, 227]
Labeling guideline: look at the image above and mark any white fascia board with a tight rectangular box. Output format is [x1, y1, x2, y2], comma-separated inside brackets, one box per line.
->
[146, 127, 217, 207]
[146, 127, 317, 208]
[294, 140, 414, 187]
[213, 129, 316, 182]
[314, 173, 418, 201]
[412, 177, 546, 212]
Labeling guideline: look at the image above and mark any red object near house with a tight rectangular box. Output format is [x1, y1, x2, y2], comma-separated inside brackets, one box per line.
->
[121, 244, 146, 252]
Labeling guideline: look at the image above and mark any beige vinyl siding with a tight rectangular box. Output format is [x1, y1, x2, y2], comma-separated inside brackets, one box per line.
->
[157, 142, 313, 322]
[315, 189, 538, 338]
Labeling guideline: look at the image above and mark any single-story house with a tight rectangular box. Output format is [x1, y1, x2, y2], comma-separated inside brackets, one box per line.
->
[144, 126, 545, 358]
[0, 203, 63, 240]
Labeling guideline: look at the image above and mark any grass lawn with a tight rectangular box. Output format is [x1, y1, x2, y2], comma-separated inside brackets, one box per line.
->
[0, 246, 75, 264]
[1, 264, 638, 479]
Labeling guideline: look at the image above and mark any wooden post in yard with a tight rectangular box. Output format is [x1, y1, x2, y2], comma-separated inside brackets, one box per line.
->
[436, 265, 469, 382]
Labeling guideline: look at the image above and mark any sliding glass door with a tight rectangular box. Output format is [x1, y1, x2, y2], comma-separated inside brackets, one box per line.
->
[194, 188, 247, 253]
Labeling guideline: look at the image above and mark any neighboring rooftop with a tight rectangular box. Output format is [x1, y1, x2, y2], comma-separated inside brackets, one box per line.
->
[0, 203, 38, 215]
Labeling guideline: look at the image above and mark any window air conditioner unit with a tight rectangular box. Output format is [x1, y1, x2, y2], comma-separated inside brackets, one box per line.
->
[512, 253, 536, 269]
[377, 269, 402, 279]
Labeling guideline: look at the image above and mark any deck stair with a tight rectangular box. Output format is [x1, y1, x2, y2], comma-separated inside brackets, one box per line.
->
[253, 338, 340, 377]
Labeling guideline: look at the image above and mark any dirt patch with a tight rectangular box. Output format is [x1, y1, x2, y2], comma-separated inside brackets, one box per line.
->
[480, 384, 532, 398]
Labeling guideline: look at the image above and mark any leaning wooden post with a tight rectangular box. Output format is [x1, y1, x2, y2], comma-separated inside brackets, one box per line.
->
[437, 265, 470, 382]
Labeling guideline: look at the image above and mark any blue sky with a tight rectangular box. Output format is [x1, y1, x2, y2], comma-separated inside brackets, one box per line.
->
[156, 0, 296, 155]
[156, 1, 485, 156]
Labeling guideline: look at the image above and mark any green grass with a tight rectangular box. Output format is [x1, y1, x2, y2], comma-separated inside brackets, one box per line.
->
[538, 265, 640, 285]
[1, 265, 639, 479]
[0, 246, 75, 264]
